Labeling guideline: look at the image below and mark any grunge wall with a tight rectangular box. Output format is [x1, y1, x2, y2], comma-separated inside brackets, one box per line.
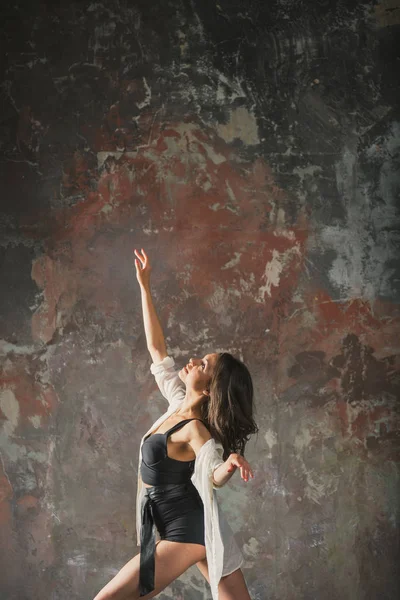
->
[0, 1, 399, 599]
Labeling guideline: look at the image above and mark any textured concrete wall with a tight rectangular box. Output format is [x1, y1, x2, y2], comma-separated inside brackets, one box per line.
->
[1, 1, 399, 599]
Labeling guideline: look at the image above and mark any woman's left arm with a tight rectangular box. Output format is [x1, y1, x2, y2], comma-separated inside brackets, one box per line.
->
[187, 421, 255, 487]
[212, 453, 254, 487]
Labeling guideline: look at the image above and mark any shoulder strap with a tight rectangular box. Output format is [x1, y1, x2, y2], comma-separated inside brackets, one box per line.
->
[165, 418, 205, 436]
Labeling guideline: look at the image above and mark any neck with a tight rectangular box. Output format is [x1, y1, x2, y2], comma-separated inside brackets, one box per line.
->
[175, 389, 207, 419]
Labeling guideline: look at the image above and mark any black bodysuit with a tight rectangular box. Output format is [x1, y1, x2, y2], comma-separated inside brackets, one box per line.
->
[140, 418, 204, 485]
[138, 418, 207, 596]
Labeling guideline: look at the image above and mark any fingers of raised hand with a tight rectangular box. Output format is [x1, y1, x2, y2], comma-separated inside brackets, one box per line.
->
[134, 248, 146, 267]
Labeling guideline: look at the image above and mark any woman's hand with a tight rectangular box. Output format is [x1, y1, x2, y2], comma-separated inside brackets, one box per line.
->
[226, 453, 254, 483]
[134, 248, 152, 289]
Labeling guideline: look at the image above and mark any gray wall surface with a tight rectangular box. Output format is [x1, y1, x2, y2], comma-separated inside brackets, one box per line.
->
[0, 1, 399, 599]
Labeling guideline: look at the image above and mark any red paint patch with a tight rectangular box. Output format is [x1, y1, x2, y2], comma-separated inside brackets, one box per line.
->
[30, 120, 310, 345]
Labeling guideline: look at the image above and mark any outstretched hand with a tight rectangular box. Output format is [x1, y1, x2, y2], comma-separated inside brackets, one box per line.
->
[134, 248, 152, 289]
[227, 453, 254, 482]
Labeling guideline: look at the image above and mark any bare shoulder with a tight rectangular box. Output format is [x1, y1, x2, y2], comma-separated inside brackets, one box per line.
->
[186, 419, 212, 455]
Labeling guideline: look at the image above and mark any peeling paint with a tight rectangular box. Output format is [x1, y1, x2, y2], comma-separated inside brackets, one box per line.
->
[217, 106, 259, 146]
[0, 1, 399, 599]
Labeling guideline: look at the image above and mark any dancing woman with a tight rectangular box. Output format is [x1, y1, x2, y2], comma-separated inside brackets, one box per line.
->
[94, 248, 258, 600]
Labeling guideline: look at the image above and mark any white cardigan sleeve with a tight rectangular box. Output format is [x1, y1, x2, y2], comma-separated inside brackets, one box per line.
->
[150, 355, 186, 408]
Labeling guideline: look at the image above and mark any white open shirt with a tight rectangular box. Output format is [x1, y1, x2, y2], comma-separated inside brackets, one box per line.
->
[135, 355, 244, 600]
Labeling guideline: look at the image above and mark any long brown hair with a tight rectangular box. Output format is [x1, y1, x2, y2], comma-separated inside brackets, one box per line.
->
[200, 352, 258, 460]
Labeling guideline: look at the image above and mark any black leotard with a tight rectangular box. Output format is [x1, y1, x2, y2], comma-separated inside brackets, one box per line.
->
[140, 418, 204, 486]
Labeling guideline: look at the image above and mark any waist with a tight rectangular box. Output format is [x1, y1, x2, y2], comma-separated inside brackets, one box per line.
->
[140, 458, 195, 486]
[144, 481, 198, 501]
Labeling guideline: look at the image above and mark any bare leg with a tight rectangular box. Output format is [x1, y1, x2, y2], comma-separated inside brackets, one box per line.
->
[93, 540, 206, 600]
[196, 557, 251, 600]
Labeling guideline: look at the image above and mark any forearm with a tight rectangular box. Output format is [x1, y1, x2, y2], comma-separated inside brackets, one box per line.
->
[140, 285, 167, 352]
[212, 453, 254, 487]
[212, 461, 235, 487]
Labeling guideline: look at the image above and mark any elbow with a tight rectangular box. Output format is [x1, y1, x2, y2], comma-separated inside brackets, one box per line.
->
[148, 347, 168, 365]
[212, 476, 220, 488]
[213, 481, 224, 489]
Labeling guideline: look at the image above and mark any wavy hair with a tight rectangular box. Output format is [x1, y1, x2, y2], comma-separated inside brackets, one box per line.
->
[199, 352, 258, 460]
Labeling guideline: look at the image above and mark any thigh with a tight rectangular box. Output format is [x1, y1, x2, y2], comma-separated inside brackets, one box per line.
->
[196, 559, 251, 600]
[93, 540, 206, 600]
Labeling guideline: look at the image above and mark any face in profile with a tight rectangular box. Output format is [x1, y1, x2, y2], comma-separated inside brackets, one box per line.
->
[178, 353, 219, 393]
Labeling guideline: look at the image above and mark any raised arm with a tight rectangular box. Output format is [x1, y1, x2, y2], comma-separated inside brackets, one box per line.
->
[134, 248, 185, 407]
[134, 248, 167, 363]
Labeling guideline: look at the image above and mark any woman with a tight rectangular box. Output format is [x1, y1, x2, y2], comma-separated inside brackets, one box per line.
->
[94, 249, 258, 600]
